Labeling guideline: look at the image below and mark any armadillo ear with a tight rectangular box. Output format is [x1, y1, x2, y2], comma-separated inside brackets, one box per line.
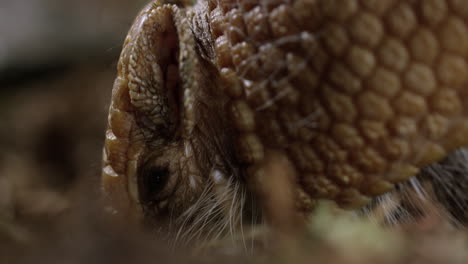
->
[122, 4, 196, 138]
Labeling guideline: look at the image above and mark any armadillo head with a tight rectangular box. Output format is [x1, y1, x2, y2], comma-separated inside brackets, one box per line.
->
[102, 2, 253, 242]
[102, 0, 468, 243]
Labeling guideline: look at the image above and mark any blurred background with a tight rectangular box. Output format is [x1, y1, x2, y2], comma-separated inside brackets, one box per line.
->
[0, 0, 160, 261]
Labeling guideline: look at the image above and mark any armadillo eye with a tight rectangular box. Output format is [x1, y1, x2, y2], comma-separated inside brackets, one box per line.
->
[139, 165, 171, 204]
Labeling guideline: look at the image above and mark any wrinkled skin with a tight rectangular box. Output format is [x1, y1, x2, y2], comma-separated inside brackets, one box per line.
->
[102, 0, 468, 243]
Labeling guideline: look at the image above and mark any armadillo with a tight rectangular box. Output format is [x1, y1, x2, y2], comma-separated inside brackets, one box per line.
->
[102, 0, 468, 240]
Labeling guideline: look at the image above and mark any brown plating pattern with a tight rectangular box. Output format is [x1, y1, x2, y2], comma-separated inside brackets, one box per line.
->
[102, 0, 468, 237]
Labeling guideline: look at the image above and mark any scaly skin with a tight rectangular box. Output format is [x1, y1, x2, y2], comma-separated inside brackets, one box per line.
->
[102, 0, 468, 240]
